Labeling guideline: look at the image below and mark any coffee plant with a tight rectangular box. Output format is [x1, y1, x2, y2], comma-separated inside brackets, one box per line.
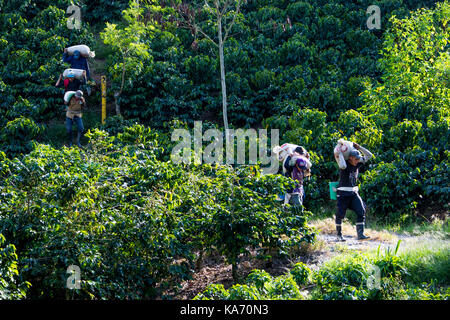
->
[0, 124, 315, 298]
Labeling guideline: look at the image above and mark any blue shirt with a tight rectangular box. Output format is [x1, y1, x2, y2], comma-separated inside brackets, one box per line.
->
[62, 53, 90, 79]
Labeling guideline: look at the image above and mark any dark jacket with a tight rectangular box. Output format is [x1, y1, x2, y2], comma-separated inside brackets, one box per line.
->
[63, 53, 90, 79]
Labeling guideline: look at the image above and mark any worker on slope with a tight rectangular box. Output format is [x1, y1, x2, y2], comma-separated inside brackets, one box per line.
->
[63, 49, 91, 79]
[335, 142, 373, 241]
[283, 146, 312, 210]
[63, 48, 92, 95]
[64, 90, 86, 148]
[55, 71, 86, 92]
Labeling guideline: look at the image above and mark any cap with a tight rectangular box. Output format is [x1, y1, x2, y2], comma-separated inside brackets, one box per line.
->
[75, 90, 83, 98]
[349, 150, 362, 160]
[296, 157, 307, 168]
[67, 72, 75, 78]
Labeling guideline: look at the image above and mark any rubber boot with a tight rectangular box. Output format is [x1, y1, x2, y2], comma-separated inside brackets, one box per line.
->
[336, 225, 346, 242]
[356, 224, 370, 240]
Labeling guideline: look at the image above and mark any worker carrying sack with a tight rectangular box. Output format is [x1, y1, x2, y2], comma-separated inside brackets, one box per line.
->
[64, 91, 76, 103]
[273, 143, 301, 162]
[63, 68, 86, 80]
[66, 45, 95, 58]
[273, 143, 311, 178]
[285, 153, 312, 177]
[333, 139, 356, 164]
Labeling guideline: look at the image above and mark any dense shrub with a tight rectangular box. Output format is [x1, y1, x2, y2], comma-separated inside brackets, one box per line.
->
[290, 262, 311, 286]
[0, 234, 30, 299]
[99, 0, 440, 128]
[0, 117, 43, 157]
[0, 124, 315, 298]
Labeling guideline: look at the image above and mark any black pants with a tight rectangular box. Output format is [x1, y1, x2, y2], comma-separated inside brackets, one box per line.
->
[336, 192, 366, 225]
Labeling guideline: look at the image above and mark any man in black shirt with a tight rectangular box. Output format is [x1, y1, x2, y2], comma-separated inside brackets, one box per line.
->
[335, 142, 373, 241]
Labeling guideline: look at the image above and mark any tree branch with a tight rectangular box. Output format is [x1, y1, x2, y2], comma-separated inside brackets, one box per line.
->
[224, 0, 242, 42]
[221, 0, 231, 17]
[195, 23, 219, 47]
[176, 2, 219, 47]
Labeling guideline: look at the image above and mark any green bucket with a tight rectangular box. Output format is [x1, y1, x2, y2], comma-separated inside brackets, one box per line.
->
[329, 182, 339, 200]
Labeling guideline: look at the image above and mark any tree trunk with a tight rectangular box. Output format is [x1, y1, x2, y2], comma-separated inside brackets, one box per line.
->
[115, 58, 127, 116]
[232, 261, 239, 283]
[114, 93, 121, 116]
[217, 17, 229, 139]
[196, 250, 204, 271]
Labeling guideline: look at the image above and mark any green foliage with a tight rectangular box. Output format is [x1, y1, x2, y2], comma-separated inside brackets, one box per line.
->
[82, 0, 130, 24]
[290, 262, 311, 286]
[0, 117, 43, 157]
[313, 253, 371, 291]
[0, 0, 94, 157]
[245, 269, 272, 293]
[193, 284, 230, 300]
[0, 234, 31, 299]
[0, 123, 315, 298]
[267, 274, 303, 300]
[99, 0, 438, 127]
[227, 284, 263, 300]
[99, 115, 139, 136]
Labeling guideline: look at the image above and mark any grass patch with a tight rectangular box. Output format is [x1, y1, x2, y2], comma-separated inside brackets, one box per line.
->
[309, 240, 449, 300]
[310, 218, 397, 243]
[398, 241, 450, 286]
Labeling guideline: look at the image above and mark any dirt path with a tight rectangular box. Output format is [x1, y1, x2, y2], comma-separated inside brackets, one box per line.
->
[173, 218, 448, 299]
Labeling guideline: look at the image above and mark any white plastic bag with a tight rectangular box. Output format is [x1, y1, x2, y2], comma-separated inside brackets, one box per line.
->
[66, 45, 95, 58]
[63, 68, 86, 80]
[273, 143, 300, 162]
[333, 139, 356, 162]
[64, 91, 76, 103]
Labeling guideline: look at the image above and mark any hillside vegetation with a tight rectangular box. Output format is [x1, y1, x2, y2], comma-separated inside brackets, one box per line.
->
[0, 0, 448, 300]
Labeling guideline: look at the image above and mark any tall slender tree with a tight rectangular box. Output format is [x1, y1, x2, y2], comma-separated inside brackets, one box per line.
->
[174, 0, 245, 137]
